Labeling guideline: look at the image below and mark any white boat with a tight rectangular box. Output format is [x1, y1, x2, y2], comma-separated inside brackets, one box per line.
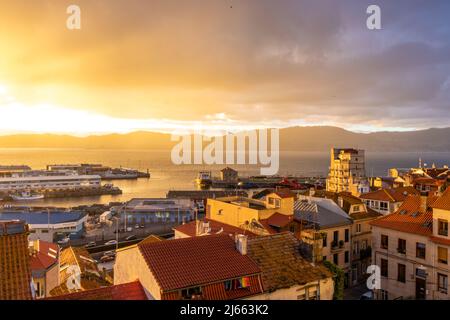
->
[195, 171, 212, 188]
[11, 191, 44, 201]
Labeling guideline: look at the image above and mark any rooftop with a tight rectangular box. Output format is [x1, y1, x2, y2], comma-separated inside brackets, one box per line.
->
[247, 233, 332, 292]
[174, 218, 258, 238]
[370, 195, 438, 236]
[30, 240, 59, 271]
[359, 186, 419, 202]
[431, 188, 450, 211]
[138, 234, 261, 292]
[0, 211, 85, 225]
[47, 281, 147, 300]
[294, 197, 352, 229]
[259, 213, 295, 234]
[0, 220, 27, 236]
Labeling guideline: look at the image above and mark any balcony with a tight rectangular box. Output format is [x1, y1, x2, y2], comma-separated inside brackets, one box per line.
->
[331, 240, 345, 252]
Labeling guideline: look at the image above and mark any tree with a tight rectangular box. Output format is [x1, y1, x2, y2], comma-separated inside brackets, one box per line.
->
[323, 260, 345, 300]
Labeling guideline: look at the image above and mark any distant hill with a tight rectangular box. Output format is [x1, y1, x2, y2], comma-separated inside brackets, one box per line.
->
[0, 126, 449, 152]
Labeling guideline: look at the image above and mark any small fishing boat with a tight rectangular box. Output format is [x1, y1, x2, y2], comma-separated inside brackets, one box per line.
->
[11, 191, 44, 201]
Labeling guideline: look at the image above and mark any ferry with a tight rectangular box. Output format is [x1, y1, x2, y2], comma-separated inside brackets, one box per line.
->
[195, 171, 212, 188]
[11, 191, 44, 201]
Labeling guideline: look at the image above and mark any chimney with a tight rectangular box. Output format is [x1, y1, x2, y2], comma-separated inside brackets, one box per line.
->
[338, 196, 344, 209]
[195, 219, 201, 236]
[235, 234, 248, 255]
[420, 196, 428, 213]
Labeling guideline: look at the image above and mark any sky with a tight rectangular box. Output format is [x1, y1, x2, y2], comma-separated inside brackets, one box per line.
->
[0, 0, 449, 135]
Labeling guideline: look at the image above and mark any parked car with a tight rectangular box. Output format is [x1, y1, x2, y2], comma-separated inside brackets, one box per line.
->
[135, 224, 140, 229]
[104, 250, 116, 257]
[85, 242, 96, 248]
[360, 291, 374, 300]
[126, 227, 133, 232]
[105, 240, 118, 246]
[139, 224, 145, 228]
[100, 255, 115, 263]
[125, 235, 137, 241]
[57, 237, 70, 245]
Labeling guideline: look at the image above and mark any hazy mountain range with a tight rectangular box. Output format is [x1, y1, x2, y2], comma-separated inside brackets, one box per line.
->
[0, 126, 449, 152]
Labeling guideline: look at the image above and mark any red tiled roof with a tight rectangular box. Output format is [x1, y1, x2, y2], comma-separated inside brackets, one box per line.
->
[174, 218, 257, 238]
[46, 281, 147, 300]
[430, 236, 450, 247]
[370, 195, 435, 236]
[30, 241, 59, 271]
[360, 186, 419, 202]
[263, 213, 293, 228]
[431, 188, 450, 211]
[138, 234, 261, 292]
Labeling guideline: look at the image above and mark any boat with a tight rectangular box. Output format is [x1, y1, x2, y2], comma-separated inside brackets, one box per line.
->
[11, 191, 44, 201]
[195, 171, 212, 188]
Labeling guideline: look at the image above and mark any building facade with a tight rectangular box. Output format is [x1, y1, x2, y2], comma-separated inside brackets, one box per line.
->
[326, 148, 369, 196]
[371, 191, 450, 300]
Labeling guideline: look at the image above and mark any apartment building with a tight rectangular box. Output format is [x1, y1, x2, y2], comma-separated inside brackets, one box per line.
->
[114, 234, 264, 300]
[206, 191, 295, 235]
[371, 190, 450, 300]
[294, 196, 353, 286]
[29, 240, 60, 299]
[326, 148, 369, 196]
[360, 186, 419, 215]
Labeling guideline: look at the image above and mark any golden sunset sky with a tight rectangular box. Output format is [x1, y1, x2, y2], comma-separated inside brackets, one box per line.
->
[0, 0, 449, 135]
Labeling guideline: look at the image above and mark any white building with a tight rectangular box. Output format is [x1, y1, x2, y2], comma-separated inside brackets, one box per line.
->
[0, 175, 101, 191]
[0, 211, 87, 242]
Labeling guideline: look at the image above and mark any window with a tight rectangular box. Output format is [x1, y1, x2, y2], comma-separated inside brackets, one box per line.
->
[397, 239, 406, 254]
[438, 274, 448, 294]
[381, 259, 388, 277]
[333, 253, 339, 265]
[353, 205, 360, 213]
[380, 289, 389, 300]
[345, 251, 349, 263]
[345, 229, 349, 242]
[333, 230, 339, 243]
[438, 219, 448, 236]
[322, 234, 327, 247]
[381, 235, 388, 249]
[416, 242, 426, 259]
[380, 202, 388, 211]
[322, 256, 327, 261]
[308, 286, 318, 300]
[181, 286, 202, 299]
[397, 264, 406, 283]
[438, 247, 448, 264]
[356, 224, 362, 233]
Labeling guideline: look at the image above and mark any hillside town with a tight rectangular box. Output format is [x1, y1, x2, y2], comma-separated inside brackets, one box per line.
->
[1, 148, 450, 300]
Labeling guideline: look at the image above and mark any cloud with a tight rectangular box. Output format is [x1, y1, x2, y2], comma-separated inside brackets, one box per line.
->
[0, 0, 449, 133]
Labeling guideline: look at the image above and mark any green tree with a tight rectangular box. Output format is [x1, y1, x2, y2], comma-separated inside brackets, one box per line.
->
[323, 260, 345, 300]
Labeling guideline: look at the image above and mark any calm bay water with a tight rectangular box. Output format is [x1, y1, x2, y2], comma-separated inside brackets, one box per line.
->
[0, 148, 449, 207]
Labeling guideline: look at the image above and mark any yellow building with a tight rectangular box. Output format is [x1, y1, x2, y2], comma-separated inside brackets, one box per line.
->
[326, 148, 369, 196]
[206, 192, 295, 234]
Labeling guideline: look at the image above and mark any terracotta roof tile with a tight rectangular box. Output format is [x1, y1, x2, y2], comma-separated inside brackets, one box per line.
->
[247, 233, 332, 292]
[360, 186, 419, 202]
[431, 188, 450, 211]
[174, 218, 257, 238]
[370, 195, 436, 236]
[46, 281, 147, 300]
[138, 234, 261, 292]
